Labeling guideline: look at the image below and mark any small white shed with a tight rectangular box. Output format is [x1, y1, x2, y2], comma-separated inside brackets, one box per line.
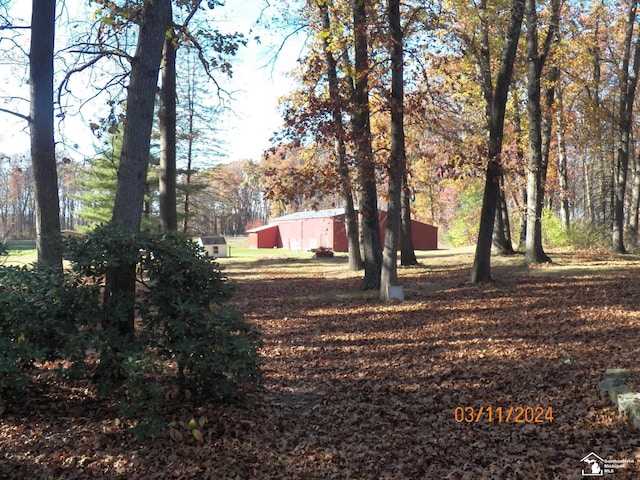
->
[198, 236, 228, 258]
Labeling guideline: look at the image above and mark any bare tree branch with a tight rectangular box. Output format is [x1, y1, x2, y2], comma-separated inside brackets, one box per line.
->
[265, 24, 309, 76]
[76, 72, 129, 113]
[0, 34, 30, 57]
[56, 51, 119, 108]
[63, 47, 132, 60]
[188, 35, 228, 99]
[181, 0, 202, 28]
[0, 106, 30, 123]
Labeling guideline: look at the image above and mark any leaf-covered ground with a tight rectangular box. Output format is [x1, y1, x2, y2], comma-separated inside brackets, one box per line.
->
[2, 249, 640, 479]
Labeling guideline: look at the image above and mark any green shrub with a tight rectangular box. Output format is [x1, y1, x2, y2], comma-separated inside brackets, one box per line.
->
[64, 226, 262, 435]
[116, 349, 166, 439]
[0, 265, 101, 399]
[0, 336, 41, 401]
[541, 209, 571, 248]
[566, 221, 610, 249]
[136, 233, 262, 400]
[0, 226, 262, 438]
[541, 211, 610, 249]
[444, 182, 483, 247]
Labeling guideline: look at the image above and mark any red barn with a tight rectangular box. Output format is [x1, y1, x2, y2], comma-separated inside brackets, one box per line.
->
[246, 224, 280, 248]
[247, 208, 437, 251]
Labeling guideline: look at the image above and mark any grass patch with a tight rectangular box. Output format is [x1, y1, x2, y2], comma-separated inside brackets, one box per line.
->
[221, 236, 345, 266]
[5, 240, 36, 251]
[3, 241, 37, 267]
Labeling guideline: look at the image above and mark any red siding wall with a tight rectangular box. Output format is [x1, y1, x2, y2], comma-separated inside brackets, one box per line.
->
[248, 225, 280, 248]
[271, 217, 335, 251]
[248, 211, 438, 252]
[331, 214, 348, 252]
[378, 211, 438, 250]
[406, 220, 438, 250]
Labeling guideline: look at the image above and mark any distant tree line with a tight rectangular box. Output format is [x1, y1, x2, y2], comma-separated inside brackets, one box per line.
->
[0, 153, 266, 240]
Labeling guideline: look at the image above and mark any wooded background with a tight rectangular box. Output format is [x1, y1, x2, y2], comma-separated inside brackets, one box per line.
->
[3, 0, 640, 281]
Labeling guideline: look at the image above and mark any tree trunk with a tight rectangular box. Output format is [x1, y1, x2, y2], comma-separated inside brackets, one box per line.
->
[182, 62, 198, 233]
[380, 0, 405, 300]
[556, 86, 570, 231]
[106, 0, 171, 335]
[319, 1, 362, 271]
[342, 167, 363, 271]
[540, 64, 561, 217]
[583, 159, 595, 223]
[471, 0, 525, 282]
[492, 174, 514, 254]
[612, 0, 640, 253]
[500, 185, 513, 248]
[183, 87, 195, 233]
[628, 145, 640, 248]
[159, 18, 178, 232]
[400, 173, 418, 266]
[524, 0, 552, 265]
[588, 20, 612, 227]
[30, 0, 62, 272]
[512, 91, 527, 251]
[352, 0, 382, 290]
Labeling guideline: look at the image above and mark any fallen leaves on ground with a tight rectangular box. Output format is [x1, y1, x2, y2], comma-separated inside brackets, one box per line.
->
[2, 250, 640, 479]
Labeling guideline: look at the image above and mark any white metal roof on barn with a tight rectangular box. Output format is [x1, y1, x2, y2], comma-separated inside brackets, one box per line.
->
[271, 208, 345, 221]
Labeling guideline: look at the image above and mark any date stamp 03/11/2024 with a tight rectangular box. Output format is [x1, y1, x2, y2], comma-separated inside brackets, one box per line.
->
[454, 405, 554, 424]
[455, 406, 638, 475]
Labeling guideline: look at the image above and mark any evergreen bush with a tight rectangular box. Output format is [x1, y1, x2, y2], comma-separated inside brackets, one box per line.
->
[135, 231, 262, 400]
[0, 226, 261, 438]
[65, 226, 262, 436]
[0, 265, 100, 398]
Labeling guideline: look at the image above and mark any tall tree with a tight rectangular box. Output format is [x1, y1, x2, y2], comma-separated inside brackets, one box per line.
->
[352, 0, 382, 290]
[400, 167, 418, 265]
[159, 0, 204, 233]
[470, 0, 525, 282]
[159, 1, 178, 232]
[582, 2, 611, 226]
[523, 0, 546, 264]
[317, 0, 363, 271]
[380, 0, 406, 299]
[555, 85, 570, 231]
[459, 0, 516, 257]
[106, 0, 171, 336]
[180, 58, 199, 233]
[176, 48, 230, 233]
[30, 0, 62, 271]
[523, 0, 561, 265]
[611, 0, 640, 253]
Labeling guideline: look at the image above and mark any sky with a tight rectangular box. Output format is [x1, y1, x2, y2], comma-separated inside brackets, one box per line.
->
[0, 0, 306, 164]
[212, 1, 306, 162]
